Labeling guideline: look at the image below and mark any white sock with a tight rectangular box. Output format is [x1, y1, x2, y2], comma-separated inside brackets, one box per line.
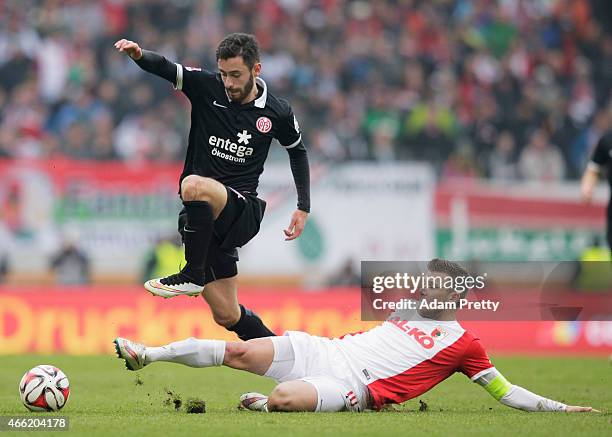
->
[144, 337, 225, 367]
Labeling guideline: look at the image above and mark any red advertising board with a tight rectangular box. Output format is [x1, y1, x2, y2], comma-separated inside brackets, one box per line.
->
[436, 181, 605, 228]
[1, 287, 610, 356]
[0, 157, 181, 192]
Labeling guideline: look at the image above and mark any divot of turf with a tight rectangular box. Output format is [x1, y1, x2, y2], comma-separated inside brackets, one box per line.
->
[185, 398, 206, 414]
[163, 389, 182, 411]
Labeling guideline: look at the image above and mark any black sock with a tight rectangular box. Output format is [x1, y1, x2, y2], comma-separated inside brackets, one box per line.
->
[228, 305, 276, 340]
[182, 200, 214, 285]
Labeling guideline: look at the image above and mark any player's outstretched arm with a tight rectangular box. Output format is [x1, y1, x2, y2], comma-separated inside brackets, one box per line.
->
[474, 368, 599, 413]
[114, 39, 177, 85]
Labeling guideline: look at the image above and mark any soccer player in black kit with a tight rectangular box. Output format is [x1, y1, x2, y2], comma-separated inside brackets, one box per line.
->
[581, 131, 612, 253]
[114, 34, 310, 340]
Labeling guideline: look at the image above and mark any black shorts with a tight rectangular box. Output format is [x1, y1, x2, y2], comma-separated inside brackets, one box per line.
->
[178, 187, 266, 284]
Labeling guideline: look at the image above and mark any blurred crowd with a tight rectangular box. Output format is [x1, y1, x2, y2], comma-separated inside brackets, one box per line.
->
[1, 0, 612, 181]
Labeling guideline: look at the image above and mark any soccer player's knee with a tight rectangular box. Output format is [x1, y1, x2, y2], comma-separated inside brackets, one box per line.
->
[181, 175, 214, 201]
[180, 175, 199, 200]
[267, 384, 295, 411]
[224, 342, 250, 368]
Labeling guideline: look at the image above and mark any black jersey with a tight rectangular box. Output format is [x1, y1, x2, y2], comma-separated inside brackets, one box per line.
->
[173, 64, 301, 195]
[133, 50, 310, 211]
[590, 131, 612, 195]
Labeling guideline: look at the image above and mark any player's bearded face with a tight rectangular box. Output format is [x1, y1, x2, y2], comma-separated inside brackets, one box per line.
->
[219, 57, 258, 103]
[228, 72, 254, 103]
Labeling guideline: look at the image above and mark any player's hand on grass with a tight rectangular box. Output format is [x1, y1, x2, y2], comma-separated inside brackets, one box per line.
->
[284, 210, 308, 241]
[114, 39, 143, 60]
[566, 405, 600, 413]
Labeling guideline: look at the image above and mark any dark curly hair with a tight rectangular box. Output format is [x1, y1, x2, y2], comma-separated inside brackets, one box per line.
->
[216, 33, 260, 70]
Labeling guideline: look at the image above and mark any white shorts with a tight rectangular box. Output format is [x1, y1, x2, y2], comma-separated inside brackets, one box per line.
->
[265, 331, 369, 412]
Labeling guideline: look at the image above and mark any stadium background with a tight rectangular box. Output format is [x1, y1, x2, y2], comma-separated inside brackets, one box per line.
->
[0, 0, 611, 358]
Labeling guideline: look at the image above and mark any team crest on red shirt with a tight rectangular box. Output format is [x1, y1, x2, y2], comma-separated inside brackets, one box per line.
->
[431, 327, 448, 340]
[256, 116, 272, 133]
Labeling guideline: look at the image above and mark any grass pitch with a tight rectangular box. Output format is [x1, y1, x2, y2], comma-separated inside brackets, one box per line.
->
[0, 354, 609, 436]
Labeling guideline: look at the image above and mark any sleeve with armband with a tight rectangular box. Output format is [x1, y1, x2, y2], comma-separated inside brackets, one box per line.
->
[460, 339, 567, 412]
[474, 369, 567, 412]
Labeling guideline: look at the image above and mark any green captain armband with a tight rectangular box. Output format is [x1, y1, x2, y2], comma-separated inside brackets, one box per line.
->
[484, 374, 512, 400]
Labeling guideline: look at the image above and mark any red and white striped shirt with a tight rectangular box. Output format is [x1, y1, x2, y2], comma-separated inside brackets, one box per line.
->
[333, 314, 493, 409]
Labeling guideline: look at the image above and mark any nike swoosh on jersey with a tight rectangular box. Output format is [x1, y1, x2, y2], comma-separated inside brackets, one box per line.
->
[213, 100, 228, 108]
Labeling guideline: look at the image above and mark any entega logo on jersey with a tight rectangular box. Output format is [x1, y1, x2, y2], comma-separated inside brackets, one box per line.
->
[208, 133, 254, 163]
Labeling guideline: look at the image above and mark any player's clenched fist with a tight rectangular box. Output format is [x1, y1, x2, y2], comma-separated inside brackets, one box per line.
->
[114, 39, 143, 60]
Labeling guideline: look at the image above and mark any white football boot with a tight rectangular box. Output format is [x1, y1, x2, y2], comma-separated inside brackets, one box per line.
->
[239, 393, 269, 412]
[114, 337, 147, 371]
[144, 270, 203, 298]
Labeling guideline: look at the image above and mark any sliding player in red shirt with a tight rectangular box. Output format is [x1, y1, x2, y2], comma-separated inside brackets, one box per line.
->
[114, 259, 597, 413]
